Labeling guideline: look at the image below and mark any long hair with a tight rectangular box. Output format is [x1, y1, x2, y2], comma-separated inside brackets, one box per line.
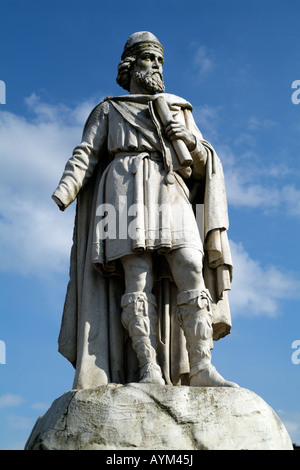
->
[116, 56, 136, 92]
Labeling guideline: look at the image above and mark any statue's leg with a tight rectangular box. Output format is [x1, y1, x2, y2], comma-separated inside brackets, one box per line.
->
[165, 248, 239, 387]
[121, 253, 165, 385]
[177, 289, 238, 387]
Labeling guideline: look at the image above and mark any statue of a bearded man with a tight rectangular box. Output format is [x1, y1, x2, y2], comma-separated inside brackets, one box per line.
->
[52, 32, 238, 389]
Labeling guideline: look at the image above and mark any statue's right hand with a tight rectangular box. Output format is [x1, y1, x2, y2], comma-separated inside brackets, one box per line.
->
[52, 195, 66, 211]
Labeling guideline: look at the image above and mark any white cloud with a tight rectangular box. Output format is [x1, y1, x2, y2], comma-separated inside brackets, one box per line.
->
[24, 93, 94, 126]
[228, 240, 300, 317]
[191, 45, 215, 80]
[7, 414, 33, 430]
[225, 169, 281, 210]
[193, 105, 221, 140]
[247, 116, 277, 131]
[277, 410, 300, 445]
[194, 106, 300, 217]
[225, 169, 300, 217]
[0, 394, 24, 408]
[268, 163, 296, 179]
[0, 95, 97, 276]
[30, 402, 50, 412]
[281, 185, 300, 217]
[0, 186, 75, 275]
[214, 144, 300, 217]
[193, 107, 300, 317]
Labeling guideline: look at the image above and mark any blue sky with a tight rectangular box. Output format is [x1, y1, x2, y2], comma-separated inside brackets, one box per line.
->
[1, 0, 300, 449]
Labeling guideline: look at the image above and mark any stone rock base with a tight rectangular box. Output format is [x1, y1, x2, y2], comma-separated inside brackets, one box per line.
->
[25, 384, 293, 450]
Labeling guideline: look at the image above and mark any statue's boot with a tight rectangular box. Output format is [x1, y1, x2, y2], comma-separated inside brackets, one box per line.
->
[177, 289, 239, 388]
[121, 292, 165, 385]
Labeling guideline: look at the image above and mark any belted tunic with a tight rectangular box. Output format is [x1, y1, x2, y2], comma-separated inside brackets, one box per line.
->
[53, 94, 207, 271]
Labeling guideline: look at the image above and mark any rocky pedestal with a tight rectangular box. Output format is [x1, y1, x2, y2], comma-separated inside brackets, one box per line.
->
[25, 384, 293, 450]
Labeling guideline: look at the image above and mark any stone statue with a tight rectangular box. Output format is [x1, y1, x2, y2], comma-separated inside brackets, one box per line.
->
[52, 32, 238, 389]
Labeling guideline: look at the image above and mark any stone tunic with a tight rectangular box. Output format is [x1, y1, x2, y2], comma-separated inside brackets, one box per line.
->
[53, 94, 207, 269]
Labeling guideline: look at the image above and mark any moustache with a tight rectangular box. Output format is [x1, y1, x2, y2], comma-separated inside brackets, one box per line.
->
[147, 71, 163, 80]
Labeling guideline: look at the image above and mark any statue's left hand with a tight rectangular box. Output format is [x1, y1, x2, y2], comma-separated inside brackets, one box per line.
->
[165, 121, 196, 151]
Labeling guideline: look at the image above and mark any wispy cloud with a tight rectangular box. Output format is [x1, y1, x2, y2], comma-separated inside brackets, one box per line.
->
[25, 93, 95, 126]
[0, 394, 24, 408]
[7, 414, 33, 430]
[224, 165, 300, 217]
[247, 116, 278, 131]
[30, 402, 50, 412]
[173, 83, 288, 217]
[193, 105, 221, 140]
[229, 240, 300, 317]
[194, 105, 300, 218]
[281, 185, 300, 217]
[189, 44, 215, 81]
[225, 169, 281, 210]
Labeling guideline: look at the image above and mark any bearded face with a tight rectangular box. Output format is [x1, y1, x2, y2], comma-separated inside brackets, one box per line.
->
[133, 69, 165, 93]
[128, 49, 166, 94]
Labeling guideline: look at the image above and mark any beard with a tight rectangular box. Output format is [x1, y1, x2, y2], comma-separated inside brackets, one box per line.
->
[133, 70, 165, 93]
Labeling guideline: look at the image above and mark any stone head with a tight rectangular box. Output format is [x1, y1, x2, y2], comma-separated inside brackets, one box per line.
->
[116, 31, 165, 94]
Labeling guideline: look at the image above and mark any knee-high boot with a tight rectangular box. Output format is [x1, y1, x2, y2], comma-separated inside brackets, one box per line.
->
[121, 292, 165, 385]
[177, 288, 239, 387]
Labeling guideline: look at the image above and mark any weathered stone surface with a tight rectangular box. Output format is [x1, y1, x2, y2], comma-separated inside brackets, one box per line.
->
[25, 384, 293, 450]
